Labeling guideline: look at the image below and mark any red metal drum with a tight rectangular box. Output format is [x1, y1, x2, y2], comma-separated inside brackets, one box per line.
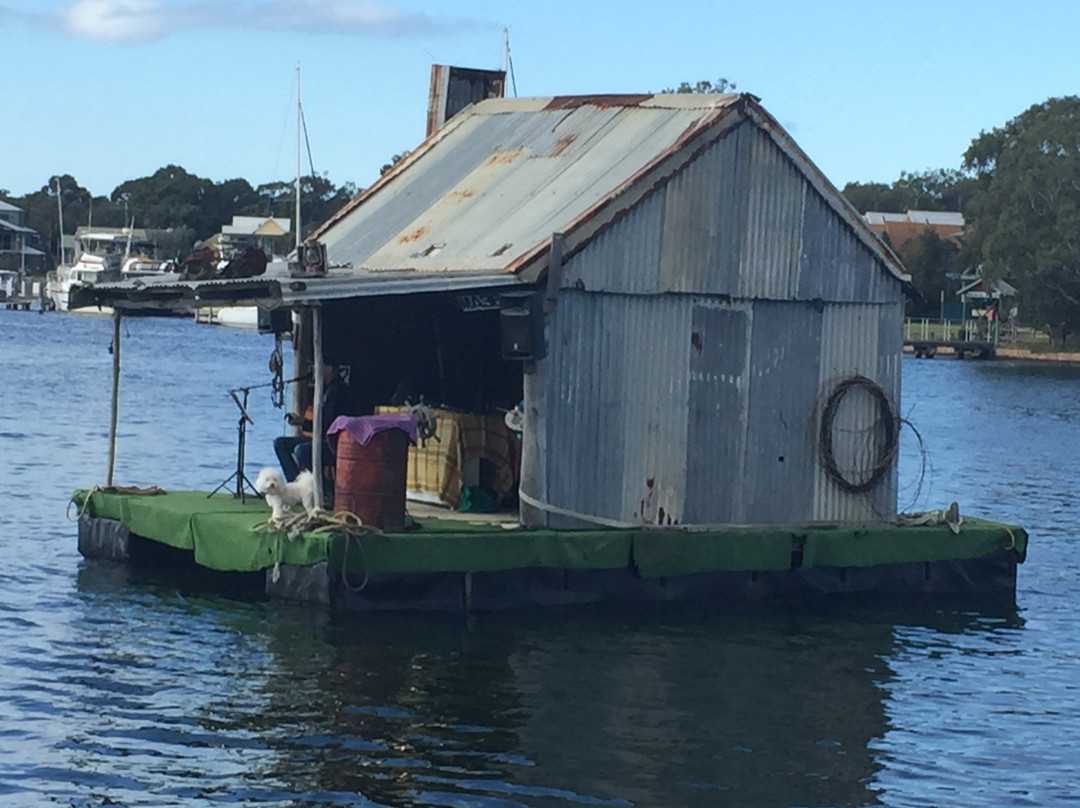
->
[333, 428, 409, 531]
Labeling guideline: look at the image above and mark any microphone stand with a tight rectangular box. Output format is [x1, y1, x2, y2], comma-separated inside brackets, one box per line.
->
[209, 375, 308, 501]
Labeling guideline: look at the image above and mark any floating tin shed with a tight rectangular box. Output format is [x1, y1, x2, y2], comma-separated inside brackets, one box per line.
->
[303, 92, 908, 528]
[77, 92, 909, 530]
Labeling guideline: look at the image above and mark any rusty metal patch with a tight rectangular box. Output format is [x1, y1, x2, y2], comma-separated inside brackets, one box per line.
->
[550, 133, 579, 157]
[485, 148, 526, 165]
[398, 226, 429, 244]
[544, 94, 652, 111]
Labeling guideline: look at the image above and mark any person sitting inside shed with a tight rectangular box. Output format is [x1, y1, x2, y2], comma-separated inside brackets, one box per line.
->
[274, 363, 347, 482]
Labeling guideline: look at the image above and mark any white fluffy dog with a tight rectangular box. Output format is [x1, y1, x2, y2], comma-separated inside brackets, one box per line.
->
[254, 467, 317, 520]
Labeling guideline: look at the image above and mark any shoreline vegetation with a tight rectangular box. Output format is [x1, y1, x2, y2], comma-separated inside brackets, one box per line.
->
[996, 346, 1080, 362]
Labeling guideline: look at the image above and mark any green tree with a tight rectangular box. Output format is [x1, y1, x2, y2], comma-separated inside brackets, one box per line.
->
[152, 226, 199, 261]
[249, 174, 356, 238]
[896, 229, 959, 317]
[963, 96, 1080, 346]
[201, 178, 260, 235]
[12, 175, 94, 267]
[6, 167, 357, 267]
[662, 78, 737, 94]
[841, 181, 909, 214]
[842, 169, 975, 214]
[380, 152, 407, 176]
[112, 165, 211, 235]
[893, 169, 975, 212]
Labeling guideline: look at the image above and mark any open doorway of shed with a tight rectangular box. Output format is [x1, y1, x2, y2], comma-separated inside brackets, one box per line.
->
[321, 292, 524, 515]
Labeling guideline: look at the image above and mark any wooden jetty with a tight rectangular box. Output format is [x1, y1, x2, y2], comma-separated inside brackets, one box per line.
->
[0, 273, 50, 311]
[905, 339, 996, 359]
[2, 296, 38, 311]
[903, 318, 997, 359]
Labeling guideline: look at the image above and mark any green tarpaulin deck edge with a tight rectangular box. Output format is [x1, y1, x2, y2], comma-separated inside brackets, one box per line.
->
[72, 489, 1028, 578]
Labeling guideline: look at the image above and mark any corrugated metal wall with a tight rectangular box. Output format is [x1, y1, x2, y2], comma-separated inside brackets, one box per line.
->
[563, 122, 897, 305]
[527, 121, 904, 527]
[541, 292, 692, 527]
[811, 302, 902, 522]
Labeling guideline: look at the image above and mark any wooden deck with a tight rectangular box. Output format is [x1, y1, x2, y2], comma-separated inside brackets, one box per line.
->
[406, 500, 521, 526]
[1, 296, 41, 311]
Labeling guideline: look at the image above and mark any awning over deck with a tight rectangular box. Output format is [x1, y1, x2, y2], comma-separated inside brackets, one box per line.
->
[68, 268, 527, 313]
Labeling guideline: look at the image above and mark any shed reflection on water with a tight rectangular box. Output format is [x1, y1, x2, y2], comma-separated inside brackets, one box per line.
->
[257, 603, 1019, 807]
[260, 616, 891, 806]
[84, 568, 919, 807]
[71, 551, 1024, 807]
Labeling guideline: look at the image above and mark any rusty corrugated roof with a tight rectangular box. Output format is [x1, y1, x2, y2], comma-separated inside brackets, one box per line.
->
[311, 94, 744, 280]
[83, 92, 907, 311]
[311, 92, 906, 285]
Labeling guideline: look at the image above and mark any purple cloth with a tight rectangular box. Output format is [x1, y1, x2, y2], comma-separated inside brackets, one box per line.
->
[327, 414, 418, 447]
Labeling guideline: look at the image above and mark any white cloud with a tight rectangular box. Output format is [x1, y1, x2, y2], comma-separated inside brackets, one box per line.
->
[29, 0, 488, 42]
[61, 0, 170, 42]
[238, 0, 443, 35]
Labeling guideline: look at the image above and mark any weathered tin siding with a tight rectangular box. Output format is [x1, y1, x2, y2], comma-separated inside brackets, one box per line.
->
[738, 128, 807, 300]
[528, 122, 904, 527]
[799, 189, 896, 304]
[810, 302, 902, 522]
[738, 301, 824, 522]
[682, 299, 752, 523]
[563, 122, 896, 304]
[540, 292, 692, 527]
[565, 190, 666, 295]
[531, 292, 901, 527]
[656, 125, 745, 295]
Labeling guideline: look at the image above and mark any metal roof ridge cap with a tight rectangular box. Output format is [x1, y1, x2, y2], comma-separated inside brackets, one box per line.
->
[638, 91, 744, 110]
[742, 99, 910, 283]
[339, 267, 515, 279]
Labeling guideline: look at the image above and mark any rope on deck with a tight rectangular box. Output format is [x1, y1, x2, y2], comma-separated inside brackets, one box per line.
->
[251, 509, 383, 588]
[67, 485, 167, 522]
[896, 501, 964, 534]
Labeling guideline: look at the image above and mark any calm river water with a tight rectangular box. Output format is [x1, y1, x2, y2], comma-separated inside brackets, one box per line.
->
[1, 309, 1078, 807]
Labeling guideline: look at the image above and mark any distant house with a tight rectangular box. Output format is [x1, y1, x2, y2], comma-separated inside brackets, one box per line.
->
[864, 210, 964, 251]
[0, 200, 46, 272]
[215, 216, 292, 259]
[958, 267, 1016, 317]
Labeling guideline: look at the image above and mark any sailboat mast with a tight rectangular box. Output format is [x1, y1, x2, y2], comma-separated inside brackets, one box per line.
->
[295, 66, 302, 253]
[55, 178, 65, 265]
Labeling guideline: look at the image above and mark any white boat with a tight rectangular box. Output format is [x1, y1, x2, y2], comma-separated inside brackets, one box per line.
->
[47, 228, 175, 312]
[194, 305, 260, 329]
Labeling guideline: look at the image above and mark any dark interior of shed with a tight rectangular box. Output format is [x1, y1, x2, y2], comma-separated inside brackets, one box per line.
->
[306, 292, 526, 513]
[321, 293, 523, 416]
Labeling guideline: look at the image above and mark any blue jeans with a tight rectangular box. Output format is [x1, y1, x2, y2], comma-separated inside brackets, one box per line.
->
[273, 436, 334, 482]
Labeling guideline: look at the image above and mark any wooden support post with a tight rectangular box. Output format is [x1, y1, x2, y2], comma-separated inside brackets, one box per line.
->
[292, 308, 311, 434]
[106, 309, 121, 486]
[543, 232, 565, 314]
[312, 305, 325, 509]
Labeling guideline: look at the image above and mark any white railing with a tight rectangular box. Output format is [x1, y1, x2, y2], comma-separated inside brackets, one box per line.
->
[903, 318, 983, 342]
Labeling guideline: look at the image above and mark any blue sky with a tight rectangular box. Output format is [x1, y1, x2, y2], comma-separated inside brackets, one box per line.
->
[3, 0, 1079, 199]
